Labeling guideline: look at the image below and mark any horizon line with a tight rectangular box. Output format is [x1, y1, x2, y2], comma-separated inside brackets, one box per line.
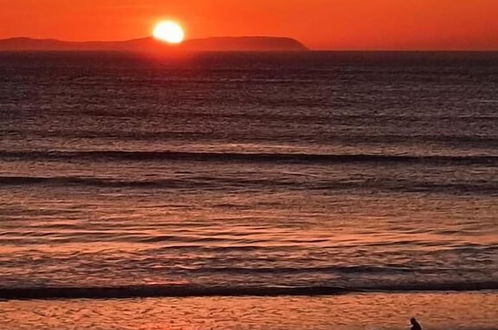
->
[1, 36, 498, 52]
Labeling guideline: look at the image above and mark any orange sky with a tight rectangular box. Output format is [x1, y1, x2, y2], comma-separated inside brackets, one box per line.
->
[0, 0, 497, 50]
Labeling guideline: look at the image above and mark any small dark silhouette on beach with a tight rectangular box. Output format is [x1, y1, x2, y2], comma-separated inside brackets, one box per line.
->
[410, 317, 422, 330]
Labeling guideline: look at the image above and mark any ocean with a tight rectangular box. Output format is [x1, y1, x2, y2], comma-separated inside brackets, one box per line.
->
[0, 51, 497, 329]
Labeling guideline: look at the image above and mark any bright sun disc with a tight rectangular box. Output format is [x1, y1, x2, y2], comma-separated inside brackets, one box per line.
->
[153, 21, 185, 44]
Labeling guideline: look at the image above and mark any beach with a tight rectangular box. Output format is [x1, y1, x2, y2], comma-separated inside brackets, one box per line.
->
[1, 292, 497, 329]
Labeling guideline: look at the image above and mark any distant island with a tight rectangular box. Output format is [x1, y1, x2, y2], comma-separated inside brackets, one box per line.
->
[0, 36, 308, 52]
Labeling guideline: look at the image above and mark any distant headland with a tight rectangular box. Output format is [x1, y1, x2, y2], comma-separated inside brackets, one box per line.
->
[0, 36, 308, 52]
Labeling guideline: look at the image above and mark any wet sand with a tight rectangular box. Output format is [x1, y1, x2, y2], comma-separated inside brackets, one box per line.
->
[1, 291, 496, 329]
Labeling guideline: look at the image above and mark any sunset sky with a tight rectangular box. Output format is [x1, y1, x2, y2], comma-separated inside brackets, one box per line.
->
[1, 0, 497, 50]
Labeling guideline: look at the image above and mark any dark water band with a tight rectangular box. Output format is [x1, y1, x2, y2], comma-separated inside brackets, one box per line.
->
[1, 150, 497, 165]
[1, 282, 497, 301]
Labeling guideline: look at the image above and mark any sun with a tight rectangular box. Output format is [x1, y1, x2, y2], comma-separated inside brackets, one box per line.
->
[152, 21, 185, 44]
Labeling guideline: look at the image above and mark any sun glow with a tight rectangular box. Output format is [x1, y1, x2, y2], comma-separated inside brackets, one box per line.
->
[152, 21, 185, 44]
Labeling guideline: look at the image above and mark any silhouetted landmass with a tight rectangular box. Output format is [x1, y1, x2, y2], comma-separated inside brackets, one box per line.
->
[181, 37, 307, 51]
[0, 36, 308, 52]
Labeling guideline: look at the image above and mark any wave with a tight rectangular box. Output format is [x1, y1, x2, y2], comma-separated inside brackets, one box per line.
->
[1, 281, 496, 300]
[1, 175, 497, 195]
[1, 150, 497, 165]
[0, 176, 192, 188]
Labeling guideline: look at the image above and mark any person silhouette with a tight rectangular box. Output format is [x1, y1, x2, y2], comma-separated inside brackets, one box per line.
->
[410, 317, 422, 330]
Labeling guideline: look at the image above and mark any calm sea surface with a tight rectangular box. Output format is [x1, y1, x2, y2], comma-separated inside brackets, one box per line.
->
[0, 52, 497, 301]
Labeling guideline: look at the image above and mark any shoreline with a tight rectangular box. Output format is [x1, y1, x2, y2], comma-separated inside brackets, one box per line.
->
[1, 291, 496, 329]
[1, 284, 497, 301]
